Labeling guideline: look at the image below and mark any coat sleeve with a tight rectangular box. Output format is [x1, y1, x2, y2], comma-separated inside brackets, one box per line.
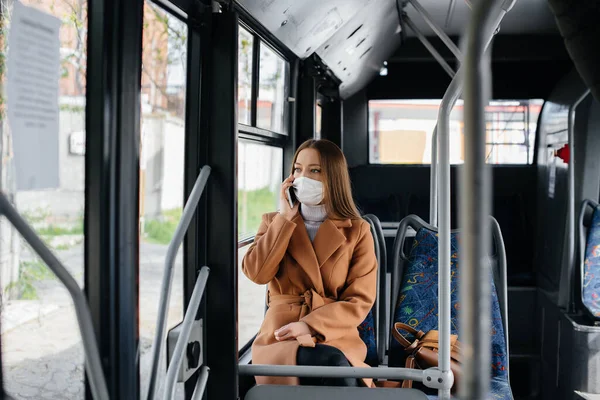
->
[301, 220, 377, 342]
[241, 213, 297, 285]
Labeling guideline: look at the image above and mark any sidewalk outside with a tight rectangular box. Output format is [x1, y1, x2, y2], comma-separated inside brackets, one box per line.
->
[2, 242, 264, 400]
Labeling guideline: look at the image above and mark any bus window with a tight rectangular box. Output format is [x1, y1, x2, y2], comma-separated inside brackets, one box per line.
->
[139, 2, 187, 398]
[1, 0, 88, 398]
[238, 142, 282, 240]
[316, 103, 322, 139]
[368, 99, 543, 165]
[238, 26, 254, 126]
[238, 141, 283, 348]
[257, 43, 288, 134]
[236, 26, 289, 350]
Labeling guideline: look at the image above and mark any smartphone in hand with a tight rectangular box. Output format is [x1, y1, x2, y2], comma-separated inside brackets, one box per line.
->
[285, 187, 295, 209]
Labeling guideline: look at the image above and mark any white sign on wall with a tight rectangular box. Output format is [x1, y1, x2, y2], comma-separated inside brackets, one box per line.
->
[69, 131, 86, 156]
[7, 1, 61, 190]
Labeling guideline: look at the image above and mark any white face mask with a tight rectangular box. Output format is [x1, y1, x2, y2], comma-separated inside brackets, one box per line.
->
[293, 177, 324, 206]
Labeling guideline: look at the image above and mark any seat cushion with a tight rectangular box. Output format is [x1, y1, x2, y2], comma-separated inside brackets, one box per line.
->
[390, 227, 509, 383]
[357, 309, 378, 366]
[583, 205, 600, 319]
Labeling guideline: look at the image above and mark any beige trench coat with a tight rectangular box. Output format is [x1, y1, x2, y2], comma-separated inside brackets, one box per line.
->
[242, 212, 378, 387]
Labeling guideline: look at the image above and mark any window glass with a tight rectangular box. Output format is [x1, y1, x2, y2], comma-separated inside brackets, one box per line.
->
[139, 2, 187, 398]
[2, 1, 87, 397]
[315, 103, 322, 139]
[238, 142, 282, 240]
[238, 242, 266, 348]
[485, 101, 542, 164]
[238, 27, 253, 126]
[257, 43, 287, 133]
[237, 142, 282, 349]
[368, 99, 543, 165]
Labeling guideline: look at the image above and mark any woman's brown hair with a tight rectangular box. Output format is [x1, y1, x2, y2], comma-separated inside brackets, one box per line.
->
[291, 139, 361, 220]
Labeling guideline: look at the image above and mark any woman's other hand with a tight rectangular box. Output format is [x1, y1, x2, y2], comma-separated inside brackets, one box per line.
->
[279, 174, 299, 221]
[274, 321, 311, 341]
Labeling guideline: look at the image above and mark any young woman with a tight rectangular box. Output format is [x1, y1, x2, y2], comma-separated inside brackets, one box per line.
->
[242, 139, 377, 388]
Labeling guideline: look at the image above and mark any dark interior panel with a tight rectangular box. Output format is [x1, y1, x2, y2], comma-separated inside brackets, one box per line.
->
[508, 287, 541, 399]
[349, 165, 537, 285]
[534, 69, 596, 298]
[538, 291, 600, 400]
[368, 58, 573, 101]
[367, 35, 573, 100]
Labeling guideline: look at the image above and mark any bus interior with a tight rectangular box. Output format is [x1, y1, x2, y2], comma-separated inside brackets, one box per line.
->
[0, 0, 599, 399]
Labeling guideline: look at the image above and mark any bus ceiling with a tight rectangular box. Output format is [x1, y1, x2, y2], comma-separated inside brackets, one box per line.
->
[236, 0, 559, 99]
[547, 0, 600, 102]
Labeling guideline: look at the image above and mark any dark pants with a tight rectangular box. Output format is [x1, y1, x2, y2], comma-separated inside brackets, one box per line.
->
[296, 344, 359, 387]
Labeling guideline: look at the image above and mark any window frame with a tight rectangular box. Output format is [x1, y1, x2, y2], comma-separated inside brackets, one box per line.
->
[237, 137, 285, 241]
[85, 0, 145, 398]
[235, 15, 297, 354]
[238, 21, 292, 140]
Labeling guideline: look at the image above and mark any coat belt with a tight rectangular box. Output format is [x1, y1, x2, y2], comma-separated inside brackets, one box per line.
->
[268, 289, 335, 315]
[267, 289, 336, 347]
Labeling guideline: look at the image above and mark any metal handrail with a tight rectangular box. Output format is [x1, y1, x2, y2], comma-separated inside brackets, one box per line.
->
[403, 15, 455, 78]
[190, 366, 210, 400]
[163, 266, 210, 400]
[429, 2, 514, 228]
[147, 165, 211, 400]
[238, 364, 425, 381]
[407, 0, 462, 61]
[460, 0, 515, 398]
[436, 63, 463, 400]
[0, 193, 109, 400]
[435, 1, 515, 398]
[238, 235, 255, 248]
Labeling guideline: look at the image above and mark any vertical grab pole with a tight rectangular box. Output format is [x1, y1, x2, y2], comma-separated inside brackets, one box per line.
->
[437, 73, 463, 400]
[408, 0, 462, 61]
[436, 1, 515, 398]
[460, 0, 515, 398]
[560, 89, 591, 312]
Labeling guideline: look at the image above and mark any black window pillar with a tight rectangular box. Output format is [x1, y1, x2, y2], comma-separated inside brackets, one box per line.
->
[182, 3, 209, 398]
[85, 0, 144, 399]
[193, 8, 239, 400]
[283, 59, 300, 170]
[321, 97, 343, 148]
[296, 59, 317, 145]
[183, 1, 207, 330]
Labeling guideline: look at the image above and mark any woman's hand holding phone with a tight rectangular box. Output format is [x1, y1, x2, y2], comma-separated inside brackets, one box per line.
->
[280, 174, 299, 221]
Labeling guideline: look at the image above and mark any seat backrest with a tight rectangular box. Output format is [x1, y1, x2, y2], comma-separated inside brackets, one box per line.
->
[363, 213, 388, 362]
[361, 214, 387, 366]
[579, 199, 600, 320]
[389, 215, 510, 382]
[364, 214, 388, 274]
